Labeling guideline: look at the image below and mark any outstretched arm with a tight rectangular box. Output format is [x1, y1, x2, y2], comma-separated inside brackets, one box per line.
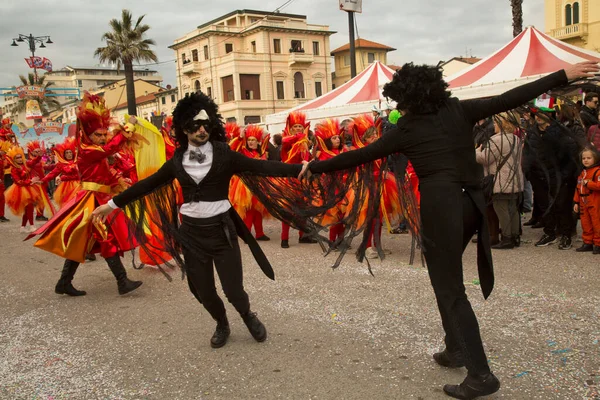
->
[460, 62, 599, 124]
[231, 150, 302, 177]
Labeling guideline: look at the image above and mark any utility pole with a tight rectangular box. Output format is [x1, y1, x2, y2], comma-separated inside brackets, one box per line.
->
[348, 11, 357, 78]
[11, 33, 53, 84]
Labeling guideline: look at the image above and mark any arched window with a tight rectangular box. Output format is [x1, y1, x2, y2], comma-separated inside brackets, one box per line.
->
[565, 4, 572, 26]
[573, 2, 580, 24]
[194, 80, 201, 92]
[293, 72, 304, 99]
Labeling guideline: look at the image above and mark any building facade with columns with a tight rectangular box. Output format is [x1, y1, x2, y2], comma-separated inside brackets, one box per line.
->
[170, 9, 334, 124]
[545, 0, 600, 52]
[330, 39, 396, 88]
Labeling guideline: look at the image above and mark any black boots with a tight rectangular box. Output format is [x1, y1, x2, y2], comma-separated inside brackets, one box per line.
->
[241, 311, 267, 342]
[576, 243, 594, 252]
[105, 256, 142, 295]
[491, 235, 514, 250]
[55, 259, 87, 296]
[210, 315, 231, 348]
[443, 373, 500, 399]
[433, 349, 465, 368]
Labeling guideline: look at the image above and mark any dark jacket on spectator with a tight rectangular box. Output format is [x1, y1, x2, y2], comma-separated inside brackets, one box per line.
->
[580, 105, 599, 132]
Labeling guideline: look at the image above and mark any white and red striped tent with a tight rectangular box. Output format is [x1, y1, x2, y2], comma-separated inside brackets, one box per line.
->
[448, 26, 600, 99]
[265, 61, 396, 132]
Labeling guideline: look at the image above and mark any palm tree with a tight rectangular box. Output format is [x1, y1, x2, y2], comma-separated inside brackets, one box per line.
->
[511, 0, 524, 38]
[94, 9, 158, 116]
[15, 73, 62, 122]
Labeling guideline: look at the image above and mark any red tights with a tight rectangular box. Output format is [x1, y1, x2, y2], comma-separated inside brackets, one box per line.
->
[22, 204, 34, 227]
[281, 222, 304, 241]
[243, 209, 265, 238]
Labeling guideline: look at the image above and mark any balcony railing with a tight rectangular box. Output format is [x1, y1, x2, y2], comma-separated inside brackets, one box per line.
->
[551, 23, 588, 40]
[181, 61, 201, 75]
[288, 52, 314, 66]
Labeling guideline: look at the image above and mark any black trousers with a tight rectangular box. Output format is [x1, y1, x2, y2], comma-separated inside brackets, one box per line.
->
[542, 179, 577, 237]
[419, 181, 490, 376]
[181, 213, 250, 321]
[529, 175, 550, 223]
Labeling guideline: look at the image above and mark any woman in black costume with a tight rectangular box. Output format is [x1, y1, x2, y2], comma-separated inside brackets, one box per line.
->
[301, 61, 599, 400]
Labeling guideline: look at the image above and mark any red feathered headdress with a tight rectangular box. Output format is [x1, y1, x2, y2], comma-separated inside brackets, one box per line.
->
[54, 137, 77, 163]
[283, 111, 310, 136]
[26, 140, 43, 153]
[164, 116, 173, 130]
[6, 146, 26, 169]
[348, 114, 380, 147]
[77, 92, 112, 143]
[314, 119, 341, 141]
[244, 124, 265, 141]
[225, 122, 241, 140]
[1, 117, 11, 127]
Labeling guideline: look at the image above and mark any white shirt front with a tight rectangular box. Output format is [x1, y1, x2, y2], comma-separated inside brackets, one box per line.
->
[108, 141, 231, 218]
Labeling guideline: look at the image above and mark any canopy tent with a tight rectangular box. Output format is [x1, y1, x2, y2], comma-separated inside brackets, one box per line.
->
[265, 61, 396, 133]
[448, 26, 600, 99]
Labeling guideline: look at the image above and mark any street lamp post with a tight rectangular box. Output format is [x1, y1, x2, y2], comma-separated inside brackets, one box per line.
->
[10, 34, 53, 84]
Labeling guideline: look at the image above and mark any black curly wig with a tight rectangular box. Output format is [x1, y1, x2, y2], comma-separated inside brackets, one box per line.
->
[172, 92, 226, 149]
[382, 63, 451, 115]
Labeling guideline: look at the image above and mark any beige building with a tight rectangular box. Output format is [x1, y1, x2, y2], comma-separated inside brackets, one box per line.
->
[45, 65, 163, 101]
[170, 9, 334, 124]
[440, 57, 481, 78]
[546, 0, 600, 52]
[331, 39, 395, 88]
[112, 87, 179, 121]
[91, 79, 165, 110]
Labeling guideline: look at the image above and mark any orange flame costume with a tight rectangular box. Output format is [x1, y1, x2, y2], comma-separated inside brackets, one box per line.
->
[4, 146, 41, 221]
[42, 137, 82, 207]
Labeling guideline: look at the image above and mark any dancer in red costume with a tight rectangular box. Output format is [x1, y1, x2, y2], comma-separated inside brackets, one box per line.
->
[27, 92, 144, 297]
[41, 137, 81, 208]
[348, 115, 402, 258]
[228, 124, 271, 241]
[279, 111, 317, 248]
[0, 141, 10, 222]
[4, 146, 41, 232]
[313, 119, 349, 247]
[162, 116, 176, 160]
[26, 140, 55, 221]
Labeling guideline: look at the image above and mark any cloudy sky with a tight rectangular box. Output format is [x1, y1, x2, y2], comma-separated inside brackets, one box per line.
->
[0, 0, 545, 94]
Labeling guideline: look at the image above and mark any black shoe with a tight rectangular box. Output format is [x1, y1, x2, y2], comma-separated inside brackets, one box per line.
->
[576, 243, 594, 252]
[210, 316, 231, 349]
[491, 236, 514, 250]
[0, 216, 9, 222]
[594, 246, 600, 255]
[531, 221, 544, 229]
[105, 256, 142, 295]
[35, 215, 49, 221]
[85, 253, 97, 261]
[299, 236, 318, 244]
[443, 373, 500, 400]
[535, 234, 556, 247]
[281, 240, 289, 249]
[523, 218, 537, 226]
[557, 235, 572, 250]
[255, 235, 270, 241]
[241, 311, 267, 342]
[433, 349, 465, 368]
[55, 260, 87, 296]
[512, 235, 521, 248]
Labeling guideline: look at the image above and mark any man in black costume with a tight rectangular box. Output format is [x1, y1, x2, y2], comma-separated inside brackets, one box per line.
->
[301, 61, 598, 399]
[93, 93, 302, 349]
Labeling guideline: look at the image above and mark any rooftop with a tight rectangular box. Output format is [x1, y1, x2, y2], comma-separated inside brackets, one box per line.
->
[441, 57, 482, 66]
[114, 93, 157, 110]
[331, 39, 396, 55]
[197, 9, 307, 30]
[50, 65, 158, 73]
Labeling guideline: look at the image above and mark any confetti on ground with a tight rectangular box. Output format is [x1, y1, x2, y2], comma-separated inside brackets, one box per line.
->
[515, 371, 532, 378]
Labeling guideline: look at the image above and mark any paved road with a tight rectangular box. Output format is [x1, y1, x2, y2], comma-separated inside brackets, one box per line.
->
[1, 216, 598, 399]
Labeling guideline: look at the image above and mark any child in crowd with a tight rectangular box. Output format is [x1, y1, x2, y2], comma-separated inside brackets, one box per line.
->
[574, 147, 600, 254]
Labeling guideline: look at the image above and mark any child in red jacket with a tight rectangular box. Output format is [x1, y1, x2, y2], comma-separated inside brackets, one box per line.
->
[574, 147, 600, 254]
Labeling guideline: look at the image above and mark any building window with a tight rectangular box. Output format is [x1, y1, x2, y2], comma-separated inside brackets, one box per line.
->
[315, 81, 322, 97]
[222, 75, 234, 102]
[181, 53, 187, 64]
[573, 2, 580, 24]
[290, 40, 303, 53]
[207, 87, 212, 97]
[77, 80, 83, 88]
[251, 41, 256, 53]
[204, 45, 209, 60]
[240, 74, 261, 100]
[273, 39, 281, 54]
[171, 94, 176, 102]
[225, 43, 233, 54]
[244, 116, 261, 124]
[161, 97, 166, 105]
[276, 81, 285, 100]
[226, 117, 237, 123]
[313, 41, 320, 55]
[343, 55, 350, 66]
[368, 53, 375, 63]
[565, 4, 572, 26]
[192, 49, 199, 62]
[293, 72, 304, 99]
[194, 80, 201, 92]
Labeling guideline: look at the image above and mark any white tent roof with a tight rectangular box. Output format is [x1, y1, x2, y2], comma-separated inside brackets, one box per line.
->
[448, 26, 600, 99]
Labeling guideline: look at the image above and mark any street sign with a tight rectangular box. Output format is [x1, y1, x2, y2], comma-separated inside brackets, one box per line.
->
[340, 0, 362, 13]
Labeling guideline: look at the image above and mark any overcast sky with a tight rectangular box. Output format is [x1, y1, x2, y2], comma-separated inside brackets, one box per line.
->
[0, 0, 545, 96]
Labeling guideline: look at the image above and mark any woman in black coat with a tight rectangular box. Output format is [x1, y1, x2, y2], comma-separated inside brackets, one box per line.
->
[302, 61, 599, 400]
